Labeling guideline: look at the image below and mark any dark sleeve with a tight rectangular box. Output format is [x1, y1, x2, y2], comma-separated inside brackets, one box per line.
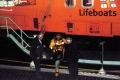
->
[36, 44, 44, 58]
[72, 43, 78, 53]
[31, 39, 39, 58]
[72, 43, 79, 59]
[63, 45, 69, 61]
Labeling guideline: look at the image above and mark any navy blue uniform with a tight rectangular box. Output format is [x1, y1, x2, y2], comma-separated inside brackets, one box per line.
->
[30, 36, 43, 79]
[64, 42, 78, 80]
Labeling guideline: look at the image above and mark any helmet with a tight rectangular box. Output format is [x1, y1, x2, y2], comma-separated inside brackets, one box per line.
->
[56, 34, 61, 36]
[66, 37, 72, 43]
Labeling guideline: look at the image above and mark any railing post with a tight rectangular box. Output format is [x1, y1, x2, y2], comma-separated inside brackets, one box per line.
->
[21, 30, 23, 47]
[1, 16, 33, 48]
[98, 41, 106, 75]
[5, 17, 9, 35]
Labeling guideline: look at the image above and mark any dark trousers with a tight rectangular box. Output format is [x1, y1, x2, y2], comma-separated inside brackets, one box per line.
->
[68, 62, 78, 80]
[32, 58, 42, 78]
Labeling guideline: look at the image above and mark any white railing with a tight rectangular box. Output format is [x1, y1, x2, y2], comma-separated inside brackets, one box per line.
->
[0, 16, 34, 47]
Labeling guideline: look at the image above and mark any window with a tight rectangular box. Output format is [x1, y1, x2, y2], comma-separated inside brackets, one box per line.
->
[111, 3, 116, 7]
[67, 22, 73, 32]
[0, 0, 14, 7]
[101, 3, 107, 8]
[100, 0, 106, 1]
[82, 0, 94, 8]
[33, 18, 39, 28]
[65, 0, 76, 8]
[110, 0, 114, 1]
[5, 0, 13, 1]
[100, 0, 116, 8]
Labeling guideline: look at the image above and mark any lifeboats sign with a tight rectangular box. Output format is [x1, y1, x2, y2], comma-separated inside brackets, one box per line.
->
[79, 9, 116, 16]
[79, 0, 117, 16]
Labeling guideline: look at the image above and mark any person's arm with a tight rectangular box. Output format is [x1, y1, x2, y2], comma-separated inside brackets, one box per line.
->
[62, 38, 67, 44]
[49, 39, 55, 49]
[72, 43, 79, 60]
[31, 40, 39, 58]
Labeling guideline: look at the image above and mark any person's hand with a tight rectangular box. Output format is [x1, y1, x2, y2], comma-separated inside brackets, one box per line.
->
[53, 46, 56, 49]
[43, 45, 46, 48]
[64, 60, 67, 62]
[36, 57, 40, 59]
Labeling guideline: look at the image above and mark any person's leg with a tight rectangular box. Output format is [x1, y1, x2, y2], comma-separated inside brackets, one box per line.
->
[68, 63, 74, 80]
[73, 63, 78, 80]
[55, 60, 60, 76]
[33, 58, 42, 79]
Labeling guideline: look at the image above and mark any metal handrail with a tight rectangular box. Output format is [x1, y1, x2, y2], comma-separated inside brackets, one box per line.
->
[0, 16, 34, 39]
[7, 17, 33, 39]
[0, 16, 34, 47]
[8, 27, 31, 47]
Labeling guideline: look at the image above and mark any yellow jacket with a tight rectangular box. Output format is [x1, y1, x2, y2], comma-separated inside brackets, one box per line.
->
[49, 37, 67, 53]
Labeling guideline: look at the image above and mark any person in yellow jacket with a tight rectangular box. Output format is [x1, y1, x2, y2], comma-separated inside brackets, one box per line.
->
[49, 34, 67, 77]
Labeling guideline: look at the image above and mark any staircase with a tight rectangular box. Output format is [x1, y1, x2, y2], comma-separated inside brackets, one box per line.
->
[0, 16, 34, 56]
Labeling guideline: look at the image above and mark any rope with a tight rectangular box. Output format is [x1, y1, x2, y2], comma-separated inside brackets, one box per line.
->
[42, 0, 52, 23]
